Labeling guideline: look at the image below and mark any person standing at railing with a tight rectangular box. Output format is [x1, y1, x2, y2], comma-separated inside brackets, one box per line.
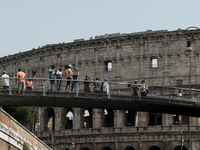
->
[56, 67, 63, 92]
[1, 71, 10, 91]
[93, 77, 101, 93]
[16, 68, 26, 95]
[84, 75, 92, 93]
[26, 77, 33, 91]
[71, 67, 79, 93]
[65, 64, 73, 92]
[141, 80, 148, 96]
[103, 78, 109, 94]
[49, 65, 56, 91]
[131, 80, 138, 96]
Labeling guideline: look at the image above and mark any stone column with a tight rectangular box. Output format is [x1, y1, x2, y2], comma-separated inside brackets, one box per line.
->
[92, 109, 103, 129]
[73, 108, 82, 129]
[114, 110, 125, 128]
[191, 117, 199, 126]
[54, 108, 60, 131]
[162, 114, 173, 126]
[137, 112, 148, 127]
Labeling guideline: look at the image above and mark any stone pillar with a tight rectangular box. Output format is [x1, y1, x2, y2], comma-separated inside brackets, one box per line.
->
[92, 109, 103, 129]
[54, 108, 60, 131]
[162, 114, 173, 126]
[73, 108, 82, 129]
[191, 117, 199, 126]
[137, 112, 148, 127]
[114, 110, 125, 128]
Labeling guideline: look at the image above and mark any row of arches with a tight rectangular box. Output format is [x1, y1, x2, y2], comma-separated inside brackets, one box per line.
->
[42, 108, 189, 131]
[61, 145, 188, 150]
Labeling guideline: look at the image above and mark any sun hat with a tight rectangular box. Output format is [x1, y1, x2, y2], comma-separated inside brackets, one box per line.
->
[104, 78, 108, 81]
[69, 64, 72, 68]
[74, 67, 78, 70]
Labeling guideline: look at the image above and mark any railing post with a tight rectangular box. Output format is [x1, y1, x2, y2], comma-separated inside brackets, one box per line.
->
[139, 86, 141, 101]
[108, 83, 110, 99]
[198, 91, 200, 105]
[169, 87, 171, 103]
[43, 79, 45, 96]
[9, 81, 11, 95]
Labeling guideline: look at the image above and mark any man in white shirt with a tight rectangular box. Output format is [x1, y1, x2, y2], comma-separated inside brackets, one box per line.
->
[1, 71, 10, 91]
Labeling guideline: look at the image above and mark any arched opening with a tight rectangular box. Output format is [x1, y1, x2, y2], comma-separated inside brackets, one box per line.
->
[125, 110, 136, 126]
[124, 146, 136, 150]
[101, 146, 112, 150]
[174, 146, 187, 150]
[66, 108, 73, 129]
[80, 147, 90, 150]
[173, 115, 189, 125]
[148, 113, 162, 126]
[83, 109, 93, 128]
[104, 109, 114, 127]
[43, 108, 55, 131]
[149, 146, 161, 150]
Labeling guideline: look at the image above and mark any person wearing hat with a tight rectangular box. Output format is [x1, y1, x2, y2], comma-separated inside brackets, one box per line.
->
[1, 71, 10, 91]
[65, 64, 73, 92]
[131, 80, 138, 96]
[71, 67, 79, 93]
[103, 78, 109, 94]
[49, 65, 56, 91]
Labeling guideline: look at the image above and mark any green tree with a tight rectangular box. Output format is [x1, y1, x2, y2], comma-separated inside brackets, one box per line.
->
[2, 106, 38, 129]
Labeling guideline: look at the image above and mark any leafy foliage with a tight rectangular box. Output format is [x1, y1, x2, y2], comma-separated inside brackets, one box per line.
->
[2, 106, 38, 129]
[23, 142, 30, 150]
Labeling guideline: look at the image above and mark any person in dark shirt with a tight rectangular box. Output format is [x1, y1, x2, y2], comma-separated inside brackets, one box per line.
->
[131, 80, 138, 96]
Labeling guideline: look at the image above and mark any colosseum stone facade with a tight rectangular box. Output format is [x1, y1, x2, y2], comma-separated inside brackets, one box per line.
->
[1, 29, 200, 150]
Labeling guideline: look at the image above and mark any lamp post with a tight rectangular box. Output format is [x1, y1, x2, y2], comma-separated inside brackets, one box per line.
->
[183, 26, 200, 150]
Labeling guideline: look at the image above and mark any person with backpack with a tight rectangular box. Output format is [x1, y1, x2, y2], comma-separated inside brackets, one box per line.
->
[93, 77, 101, 93]
[131, 80, 138, 96]
[141, 80, 148, 96]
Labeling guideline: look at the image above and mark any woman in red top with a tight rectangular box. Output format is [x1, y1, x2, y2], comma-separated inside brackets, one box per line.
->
[26, 77, 33, 91]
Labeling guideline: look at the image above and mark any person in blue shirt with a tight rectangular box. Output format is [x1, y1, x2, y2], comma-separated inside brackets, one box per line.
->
[49, 65, 55, 91]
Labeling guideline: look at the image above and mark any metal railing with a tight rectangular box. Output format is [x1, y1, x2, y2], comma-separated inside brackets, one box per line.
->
[0, 77, 200, 104]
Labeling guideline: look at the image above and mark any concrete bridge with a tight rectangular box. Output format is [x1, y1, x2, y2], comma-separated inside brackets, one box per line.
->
[1, 89, 200, 117]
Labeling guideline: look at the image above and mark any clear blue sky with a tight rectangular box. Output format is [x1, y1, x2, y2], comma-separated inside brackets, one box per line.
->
[1, 0, 200, 58]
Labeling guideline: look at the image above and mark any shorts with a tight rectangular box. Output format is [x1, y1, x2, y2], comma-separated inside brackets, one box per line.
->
[66, 77, 72, 85]
[18, 82, 25, 89]
[50, 78, 55, 84]
[26, 87, 32, 91]
[3, 86, 9, 90]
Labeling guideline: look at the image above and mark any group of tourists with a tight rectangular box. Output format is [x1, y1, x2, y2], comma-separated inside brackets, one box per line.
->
[49, 64, 110, 94]
[1, 69, 33, 95]
[1, 65, 148, 96]
[131, 80, 148, 97]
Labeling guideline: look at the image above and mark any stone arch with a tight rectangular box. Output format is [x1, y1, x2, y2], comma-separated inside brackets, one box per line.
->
[80, 147, 90, 150]
[125, 110, 136, 126]
[148, 145, 161, 150]
[103, 109, 114, 127]
[64, 107, 73, 129]
[123, 146, 136, 150]
[173, 146, 188, 150]
[148, 113, 162, 126]
[43, 108, 55, 131]
[82, 108, 93, 128]
[101, 146, 112, 150]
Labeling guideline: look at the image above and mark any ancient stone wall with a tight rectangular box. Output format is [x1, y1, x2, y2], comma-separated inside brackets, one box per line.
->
[1, 29, 200, 86]
[0, 108, 51, 150]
